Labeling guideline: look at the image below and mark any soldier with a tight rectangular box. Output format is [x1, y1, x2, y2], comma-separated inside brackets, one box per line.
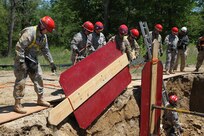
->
[88, 21, 106, 52]
[194, 36, 204, 72]
[125, 28, 140, 59]
[13, 16, 57, 114]
[162, 94, 184, 135]
[164, 27, 179, 75]
[150, 24, 163, 57]
[174, 27, 189, 72]
[109, 24, 133, 61]
[144, 24, 163, 61]
[70, 21, 94, 65]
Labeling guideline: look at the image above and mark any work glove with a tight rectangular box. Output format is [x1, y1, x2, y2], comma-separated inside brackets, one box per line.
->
[20, 62, 27, 71]
[50, 63, 57, 73]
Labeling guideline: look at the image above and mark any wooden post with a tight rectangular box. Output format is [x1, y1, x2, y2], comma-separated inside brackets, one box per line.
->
[150, 39, 159, 134]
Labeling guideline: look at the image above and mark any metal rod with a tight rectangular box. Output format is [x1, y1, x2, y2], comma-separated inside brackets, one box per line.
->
[152, 105, 204, 117]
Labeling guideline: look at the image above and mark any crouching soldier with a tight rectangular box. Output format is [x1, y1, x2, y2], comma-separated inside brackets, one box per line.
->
[162, 94, 184, 136]
[13, 16, 57, 114]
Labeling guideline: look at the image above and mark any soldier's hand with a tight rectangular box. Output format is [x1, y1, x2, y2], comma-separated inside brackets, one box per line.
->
[20, 62, 27, 71]
[50, 63, 57, 73]
[75, 49, 81, 55]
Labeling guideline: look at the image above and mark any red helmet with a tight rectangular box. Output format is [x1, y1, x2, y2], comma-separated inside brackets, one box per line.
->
[172, 27, 179, 33]
[40, 16, 55, 33]
[119, 24, 128, 35]
[169, 95, 178, 104]
[95, 21, 104, 31]
[130, 28, 139, 38]
[155, 24, 163, 32]
[82, 21, 94, 32]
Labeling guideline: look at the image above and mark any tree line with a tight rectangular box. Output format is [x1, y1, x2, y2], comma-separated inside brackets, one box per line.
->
[0, 0, 203, 57]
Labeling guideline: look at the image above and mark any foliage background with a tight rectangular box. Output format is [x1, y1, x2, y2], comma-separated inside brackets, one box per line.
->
[0, 0, 203, 65]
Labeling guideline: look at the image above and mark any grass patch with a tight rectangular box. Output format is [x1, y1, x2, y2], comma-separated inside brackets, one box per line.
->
[0, 43, 198, 71]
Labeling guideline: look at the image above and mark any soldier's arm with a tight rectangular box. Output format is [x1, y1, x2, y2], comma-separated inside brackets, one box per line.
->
[71, 33, 81, 51]
[41, 36, 54, 64]
[125, 40, 134, 61]
[15, 30, 33, 63]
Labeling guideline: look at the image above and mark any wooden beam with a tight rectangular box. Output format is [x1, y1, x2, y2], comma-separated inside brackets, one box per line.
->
[68, 54, 129, 109]
[48, 98, 73, 126]
[150, 39, 159, 134]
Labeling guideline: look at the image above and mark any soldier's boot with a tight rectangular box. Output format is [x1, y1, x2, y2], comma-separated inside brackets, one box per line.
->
[194, 68, 199, 72]
[37, 94, 50, 107]
[169, 69, 175, 74]
[165, 70, 170, 75]
[14, 99, 27, 114]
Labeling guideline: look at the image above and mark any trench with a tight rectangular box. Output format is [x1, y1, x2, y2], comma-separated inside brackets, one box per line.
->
[166, 73, 204, 112]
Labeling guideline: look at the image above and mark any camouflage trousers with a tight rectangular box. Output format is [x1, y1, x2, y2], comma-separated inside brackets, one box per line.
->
[174, 49, 187, 71]
[13, 62, 44, 99]
[196, 50, 204, 70]
[165, 50, 177, 71]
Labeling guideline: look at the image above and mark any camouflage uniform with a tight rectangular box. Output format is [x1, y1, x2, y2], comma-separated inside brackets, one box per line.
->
[164, 34, 179, 73]
[195, 36, 204, 71]
[174, 32, 189, 71]
[14, 26, 54, 99]
[89, 31, 106, 50]
[109, 34, 133, 61]
[150, 31, 163, 56]
[70, 31, 92, 64]
[125, 36, 140, 59]
[162, 104, 183, 135]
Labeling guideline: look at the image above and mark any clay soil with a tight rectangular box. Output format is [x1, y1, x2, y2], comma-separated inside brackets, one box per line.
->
[0, 69, 204, 136]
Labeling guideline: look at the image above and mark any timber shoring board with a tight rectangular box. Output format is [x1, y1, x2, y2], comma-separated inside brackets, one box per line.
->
[57, 41, 131, 129]
[0, 95, 65, 125]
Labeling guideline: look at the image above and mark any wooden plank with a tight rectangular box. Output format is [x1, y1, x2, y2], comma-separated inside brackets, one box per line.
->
[48, 98, 73, 126]
[0, 95, 64, 125]
[149, 39, 159, 134]
[0, 104, 47, 125]
[68, 54, 129, 109]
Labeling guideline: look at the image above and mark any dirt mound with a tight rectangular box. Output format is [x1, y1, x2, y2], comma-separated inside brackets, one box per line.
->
[0, 73, 204, 136]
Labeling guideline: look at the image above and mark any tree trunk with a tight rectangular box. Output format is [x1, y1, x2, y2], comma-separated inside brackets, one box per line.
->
[7, 0, 16, 57]
[103, 0, 110, 37]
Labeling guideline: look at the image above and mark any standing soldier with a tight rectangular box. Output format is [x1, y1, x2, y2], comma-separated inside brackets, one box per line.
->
[150, 24, 163, 57]
[109, 24, 133, 61]
[174, 27, 189, 72]
[13, 16, 57, 114]
[164, 27, 179, 75]
[162, 94, 184, 135]
[88, 21, 106, 52]
[126, 28, 140, 59]
[194, 36, 204, 72]
[70, 21, 94, 65]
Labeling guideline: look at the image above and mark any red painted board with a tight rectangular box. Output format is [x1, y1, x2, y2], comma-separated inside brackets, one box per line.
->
[154, 61, 163, 135]
[75, 67, 130, 129]
[59, 41, 131, 129]
[140, 62, 151, 136]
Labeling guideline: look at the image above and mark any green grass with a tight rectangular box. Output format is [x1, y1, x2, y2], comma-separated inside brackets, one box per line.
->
[0, 43, 198, 71]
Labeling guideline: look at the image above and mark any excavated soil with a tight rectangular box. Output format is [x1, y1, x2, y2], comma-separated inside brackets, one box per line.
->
[0, 70, 204, 136]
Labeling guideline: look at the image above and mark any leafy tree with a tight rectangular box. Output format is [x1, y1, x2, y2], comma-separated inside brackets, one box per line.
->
[0, 0, 9, 56]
